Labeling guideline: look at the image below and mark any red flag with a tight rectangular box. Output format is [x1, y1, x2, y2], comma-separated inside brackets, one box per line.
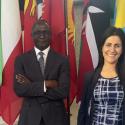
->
[23, 0, 77, 104]
[67, 0, 77, 104]
[42, 0, 66, 55]
[77, 0, 111, 102]
[83, 0, 89, 6]
[0, 0, 23, 124]
[24, 0, 37, 51]
[42, 0, 77, 104]
[76, 0, 92, 102]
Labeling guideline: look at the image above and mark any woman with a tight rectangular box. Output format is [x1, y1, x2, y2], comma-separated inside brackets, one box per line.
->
[77, 26, 125, 125]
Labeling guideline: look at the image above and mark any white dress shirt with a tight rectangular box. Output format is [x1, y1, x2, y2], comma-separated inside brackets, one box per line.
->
[34, 46, 50, 92]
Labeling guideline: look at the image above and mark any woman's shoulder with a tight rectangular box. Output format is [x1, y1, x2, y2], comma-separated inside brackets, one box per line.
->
[83, 71, 95, 87]
[85, 70, 95, 78]
[85, 68, 101, 83]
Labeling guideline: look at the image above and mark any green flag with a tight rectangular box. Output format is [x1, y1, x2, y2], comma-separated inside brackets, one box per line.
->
[0, 0, 3, 86]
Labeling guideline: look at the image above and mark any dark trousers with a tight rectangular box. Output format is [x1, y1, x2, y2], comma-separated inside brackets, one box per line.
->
[40, 118, 45, 125]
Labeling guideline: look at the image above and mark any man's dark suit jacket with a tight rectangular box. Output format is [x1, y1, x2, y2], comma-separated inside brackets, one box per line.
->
[14, 48, 70, 125]
[77, 68, 125, 125]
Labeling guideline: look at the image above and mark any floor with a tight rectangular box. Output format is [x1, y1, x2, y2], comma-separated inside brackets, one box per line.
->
[70, 99, 79, 125]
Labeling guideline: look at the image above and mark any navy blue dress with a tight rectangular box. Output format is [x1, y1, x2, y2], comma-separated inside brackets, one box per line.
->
[92, 76, 124, 125]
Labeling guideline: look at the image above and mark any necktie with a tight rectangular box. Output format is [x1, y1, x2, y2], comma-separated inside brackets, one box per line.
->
[38, 52, 45, 75]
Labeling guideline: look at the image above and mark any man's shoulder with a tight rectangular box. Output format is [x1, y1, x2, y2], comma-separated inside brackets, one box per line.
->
[16, 49, 34, 60]
[50, 48, 68, 60]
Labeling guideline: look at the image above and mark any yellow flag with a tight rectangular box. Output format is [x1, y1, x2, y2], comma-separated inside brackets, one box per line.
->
[67, 0, 75, 44]
[24, 0, 36, 16]
[114, 0, 125, 28]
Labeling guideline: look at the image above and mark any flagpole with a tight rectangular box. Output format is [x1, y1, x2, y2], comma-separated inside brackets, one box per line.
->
[64, 0, 70, 125]
[64, 0, 69, 56]
[49, 0, 52, 26]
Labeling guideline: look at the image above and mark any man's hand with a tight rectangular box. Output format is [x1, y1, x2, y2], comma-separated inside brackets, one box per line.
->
[45, 80, 58, 89]
[16, 74, 31, 84]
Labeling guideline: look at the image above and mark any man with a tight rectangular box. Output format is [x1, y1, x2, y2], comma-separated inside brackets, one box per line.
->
[14, 19, 70, 125]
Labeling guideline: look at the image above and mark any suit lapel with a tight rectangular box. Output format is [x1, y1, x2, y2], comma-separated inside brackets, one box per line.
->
[89, 68, 102, 98]
[44, 49, 56, 76]
[28, 49, 44, 79]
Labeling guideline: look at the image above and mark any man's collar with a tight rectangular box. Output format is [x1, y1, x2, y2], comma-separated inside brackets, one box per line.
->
[34, 46, 50, 56]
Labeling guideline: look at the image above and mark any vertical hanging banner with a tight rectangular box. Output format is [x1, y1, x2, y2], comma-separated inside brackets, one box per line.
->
[0, 0, 2, 86]
[42, 0, 77, 104]
[0, 0, 23, 124]
[114, 0, 125, 31]
[42, 0, 66, 55]
[77, 0, 112, 102]
[24, 0, 37, 51]
[67, 0, 77, 103]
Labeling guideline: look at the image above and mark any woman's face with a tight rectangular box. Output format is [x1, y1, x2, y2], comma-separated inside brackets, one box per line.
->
[102, 35, 122, 65]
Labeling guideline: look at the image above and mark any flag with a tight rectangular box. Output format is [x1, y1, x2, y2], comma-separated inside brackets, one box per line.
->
[77, 0, 112, 102]
[114, 0, 125, 31]
[0, 0, 2, 118]
[42, 0, 66, 55]
[0, 0, 2, 86]
[0, 0, 23, 124]
[67, 0, 77, 103]
[24, 0, 37, 51]
[24, 0, 67, 82]
[23, 0, 77, 104]
[21, 0, 42, 51]
[42, 0, 77, 104]
[37, 0, 44, 19]
[19, 0, 24, 30]
[83, 0, 90, 7]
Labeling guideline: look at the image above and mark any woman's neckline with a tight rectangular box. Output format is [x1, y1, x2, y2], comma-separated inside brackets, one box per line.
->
[99, 74, 118, 79]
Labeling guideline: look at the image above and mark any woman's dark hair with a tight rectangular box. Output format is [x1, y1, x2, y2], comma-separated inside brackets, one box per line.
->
[96, 26, 125, 81]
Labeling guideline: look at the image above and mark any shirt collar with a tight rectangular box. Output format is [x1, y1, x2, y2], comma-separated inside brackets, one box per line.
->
[34, 46, 50, 56]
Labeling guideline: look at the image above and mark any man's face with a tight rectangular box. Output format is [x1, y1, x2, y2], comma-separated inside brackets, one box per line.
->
[32, 23, 51, 50]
